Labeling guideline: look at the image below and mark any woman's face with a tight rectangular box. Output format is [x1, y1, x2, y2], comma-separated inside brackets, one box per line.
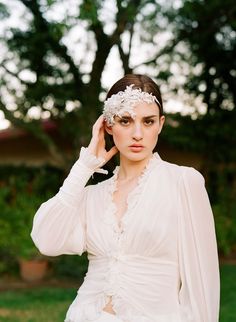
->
[106, 101, 165, 162]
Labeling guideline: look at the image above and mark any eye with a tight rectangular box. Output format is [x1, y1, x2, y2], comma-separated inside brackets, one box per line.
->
[119, 118, 130, 126]
[144, 119, 155, 126]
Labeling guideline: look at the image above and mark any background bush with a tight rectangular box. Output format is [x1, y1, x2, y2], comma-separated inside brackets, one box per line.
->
[0, 165, 63, 275]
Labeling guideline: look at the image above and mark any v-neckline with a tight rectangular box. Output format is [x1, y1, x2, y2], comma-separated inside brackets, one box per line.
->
[111, 172, 140, 231]
[105, 152, 161, 233]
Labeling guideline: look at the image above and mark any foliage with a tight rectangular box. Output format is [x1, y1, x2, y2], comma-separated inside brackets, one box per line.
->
[0, 2, 9, 19]
[0, 0, 235, 166]
[166, 0, 236, 114]
[214, 202, 236, 256]
[162, 108, 236, 163]
[220, 264, 236, 321]
[212, 169, 236, 256]
[0, 187, 42, 273]
[53, 252, 88, 280]
[0, 165, 63, 273]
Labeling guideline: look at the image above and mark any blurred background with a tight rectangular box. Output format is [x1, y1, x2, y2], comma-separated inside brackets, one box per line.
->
[0, 0, 235, 321]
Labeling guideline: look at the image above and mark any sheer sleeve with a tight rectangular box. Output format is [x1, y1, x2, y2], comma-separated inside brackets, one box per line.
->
[31, 147, 107, 257]
[178, 167, 220, 322]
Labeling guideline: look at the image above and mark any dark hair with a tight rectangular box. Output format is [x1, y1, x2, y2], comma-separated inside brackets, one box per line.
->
[106, 74, 164, 116]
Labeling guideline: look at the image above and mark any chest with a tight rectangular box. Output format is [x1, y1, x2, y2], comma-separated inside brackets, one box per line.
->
[112, 178, 139, 222]
[85, 173, 179, 257]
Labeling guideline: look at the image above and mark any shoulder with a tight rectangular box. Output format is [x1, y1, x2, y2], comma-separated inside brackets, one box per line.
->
[179, 165, 205, 187]
[159, 158, 205, 186]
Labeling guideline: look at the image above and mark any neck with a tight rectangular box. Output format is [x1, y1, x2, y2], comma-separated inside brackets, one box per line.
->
[118, 153, 153, 181]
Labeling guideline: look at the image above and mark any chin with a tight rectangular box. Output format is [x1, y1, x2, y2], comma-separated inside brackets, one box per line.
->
[120, 149, 153, 162]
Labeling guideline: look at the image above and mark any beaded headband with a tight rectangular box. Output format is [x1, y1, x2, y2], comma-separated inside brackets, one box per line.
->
[103, 84, 161, 126]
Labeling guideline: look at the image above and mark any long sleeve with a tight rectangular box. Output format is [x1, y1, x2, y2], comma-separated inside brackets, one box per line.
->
[178, 167, 220, 322]
[31, 147, 106, 257]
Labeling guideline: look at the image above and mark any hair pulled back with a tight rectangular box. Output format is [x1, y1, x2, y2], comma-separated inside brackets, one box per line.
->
[106, 74, 163, 116]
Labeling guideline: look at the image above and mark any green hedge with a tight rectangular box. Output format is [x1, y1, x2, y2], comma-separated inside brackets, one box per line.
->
[0, 165, 61, 274]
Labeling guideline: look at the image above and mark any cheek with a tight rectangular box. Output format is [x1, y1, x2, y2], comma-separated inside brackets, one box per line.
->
[112, 129, 126, 146]
[147, 126, 159, 138]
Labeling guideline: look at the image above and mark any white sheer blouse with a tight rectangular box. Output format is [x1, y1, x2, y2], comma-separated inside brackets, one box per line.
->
[31, 148, 220, 322]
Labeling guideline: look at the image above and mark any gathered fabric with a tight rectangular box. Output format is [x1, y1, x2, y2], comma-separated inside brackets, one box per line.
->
[91, 311, 123, 322]
[31, 148, 220, 322]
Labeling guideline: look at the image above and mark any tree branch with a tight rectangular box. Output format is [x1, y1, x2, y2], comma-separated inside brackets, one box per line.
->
[85, 16, 112, 116]
[19, 0, 84, 97]
[112, 0, 142, 72]
[132, 38, 178, 69]
[117, 18, 135, 74]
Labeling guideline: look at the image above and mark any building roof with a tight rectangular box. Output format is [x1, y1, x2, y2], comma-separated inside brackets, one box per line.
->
[0, 119, 57, 141]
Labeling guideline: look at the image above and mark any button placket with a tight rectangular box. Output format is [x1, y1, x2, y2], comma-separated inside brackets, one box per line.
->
[104, 234, 124, 297]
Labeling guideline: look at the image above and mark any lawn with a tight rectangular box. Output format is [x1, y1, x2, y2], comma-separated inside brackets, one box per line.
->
[0, 264, 235, 322]
[0, 287, 77, 322]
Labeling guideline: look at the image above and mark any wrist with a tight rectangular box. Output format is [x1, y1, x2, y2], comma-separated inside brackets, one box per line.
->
[79, 147, 105, 172]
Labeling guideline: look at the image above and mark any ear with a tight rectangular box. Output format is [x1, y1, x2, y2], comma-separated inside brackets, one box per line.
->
[104, 122, 113, 135]
[158, 115, 165, 134]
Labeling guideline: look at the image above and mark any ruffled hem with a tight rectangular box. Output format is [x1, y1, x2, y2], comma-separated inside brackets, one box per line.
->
[65, 294, 187, 322]
[65, 294, 124, 322]
[65, 295, 107, 322]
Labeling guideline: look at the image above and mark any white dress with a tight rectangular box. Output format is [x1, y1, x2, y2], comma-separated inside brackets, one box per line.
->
[31, 148, 220, 322]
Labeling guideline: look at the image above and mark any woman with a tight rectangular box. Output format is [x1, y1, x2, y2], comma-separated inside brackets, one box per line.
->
[31, 74, 220, 322]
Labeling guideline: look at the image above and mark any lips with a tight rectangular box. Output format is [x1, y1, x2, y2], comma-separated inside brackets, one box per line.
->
[129, 144, 144, 148]
[129, 144, 144, 152]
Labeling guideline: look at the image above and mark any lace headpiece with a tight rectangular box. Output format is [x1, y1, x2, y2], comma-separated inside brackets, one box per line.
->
[103, 84, 161, 126]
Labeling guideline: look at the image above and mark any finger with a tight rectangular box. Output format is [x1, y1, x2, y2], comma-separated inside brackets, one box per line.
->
[97, 124, 105, 146]
[89, 122, 105, 155]
[92, 115, 104, 136]
[105, 146, 119, 162]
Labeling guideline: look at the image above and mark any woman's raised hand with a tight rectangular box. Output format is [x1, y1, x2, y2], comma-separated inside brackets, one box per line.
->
[87, 115, 118, 164]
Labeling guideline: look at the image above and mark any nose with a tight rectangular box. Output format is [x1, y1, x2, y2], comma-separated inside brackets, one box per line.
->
[132, 123, 143, 141]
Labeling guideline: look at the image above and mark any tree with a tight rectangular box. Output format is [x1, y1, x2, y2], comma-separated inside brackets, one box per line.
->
[157, 0, 236, 164]
[1, 0, 235, 165]
[172, 0, 236, 114]
[0, 0, 172, 168]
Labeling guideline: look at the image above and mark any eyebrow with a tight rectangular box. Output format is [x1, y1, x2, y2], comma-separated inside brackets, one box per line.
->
[118, 115, 158, 119]
[143, 115, 158, 119]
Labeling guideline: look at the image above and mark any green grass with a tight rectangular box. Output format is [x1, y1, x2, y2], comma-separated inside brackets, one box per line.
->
[0, 287, 77, 322]
[0, 264, 235, 322]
